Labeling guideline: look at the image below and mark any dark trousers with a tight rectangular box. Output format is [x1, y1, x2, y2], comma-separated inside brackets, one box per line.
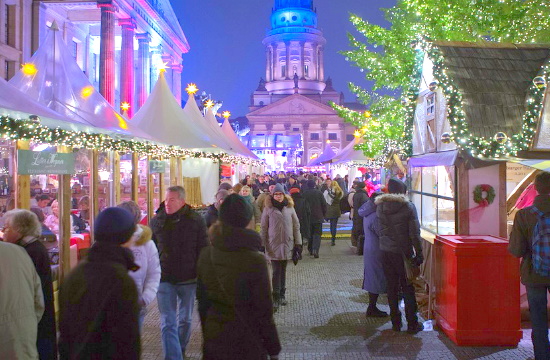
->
[526, 285, 550, 360]
[381, 251, 419, 327]
[272, 260, 288, 298]
[328, 218, 338, 240]
[351, 217, 363, 247]
[308, 222, 323, 253]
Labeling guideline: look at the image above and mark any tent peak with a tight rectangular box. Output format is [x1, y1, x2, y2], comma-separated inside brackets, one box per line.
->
[50, 20, 59, 31]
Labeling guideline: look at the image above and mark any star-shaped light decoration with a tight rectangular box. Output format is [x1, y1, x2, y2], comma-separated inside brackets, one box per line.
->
[159, 61, 169, 74]
[363, 110, 372, 118]
[204, 99, 215, 109]
[81, 85, 94, 98]
[121, 102, 131, 112]
[354, 130, 361, 137]
[185, 83, 198, 95]
[21, 63, 38, 76]
[222, 111, 231, 119]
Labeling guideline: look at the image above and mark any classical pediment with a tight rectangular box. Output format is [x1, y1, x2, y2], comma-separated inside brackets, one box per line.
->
[247, 93, 338, 117]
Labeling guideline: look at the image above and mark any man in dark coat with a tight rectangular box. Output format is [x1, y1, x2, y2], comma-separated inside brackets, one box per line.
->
[302, 179, 327, 258]
[509, 171, 550, 360]
[290, 187, 311, 243]
[59, 207, 140, 360]
[352, 182, 369, 250]
[205, 189, 229, 228]
[3, 209, 57, 360]
[376, 179, 424, 334]
[151, 185, 208, 360]
[197, 194, 281, 360]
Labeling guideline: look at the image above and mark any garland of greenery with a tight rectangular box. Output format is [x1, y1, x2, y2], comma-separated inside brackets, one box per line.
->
[473, 184, 495, 206]
[0, 115, 264, 167]
[428, 45, 549, 158]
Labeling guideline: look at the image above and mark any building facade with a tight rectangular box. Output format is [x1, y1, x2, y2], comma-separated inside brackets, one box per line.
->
[246, 0, 356, 169]
[0, 0, 188, 117]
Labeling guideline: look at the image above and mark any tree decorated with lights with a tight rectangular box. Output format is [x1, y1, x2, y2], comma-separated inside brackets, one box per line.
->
[333, 0, 550, 158]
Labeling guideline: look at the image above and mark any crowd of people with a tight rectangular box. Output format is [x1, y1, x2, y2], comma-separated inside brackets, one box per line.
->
[0, 169, 433, 360]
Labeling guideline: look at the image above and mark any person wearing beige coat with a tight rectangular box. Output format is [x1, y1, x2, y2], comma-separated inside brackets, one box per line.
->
[261, 184, 302, 311]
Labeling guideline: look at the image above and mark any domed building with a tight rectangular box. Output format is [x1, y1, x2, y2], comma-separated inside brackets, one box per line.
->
[245, 0, 358, 169]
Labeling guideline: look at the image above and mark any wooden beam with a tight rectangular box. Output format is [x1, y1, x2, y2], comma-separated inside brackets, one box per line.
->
[147, 156, 154, 224]
[159, 158, 165, 202]
[89, 150, 99, 244]
[507, 169, 540, 214]
[15, 140, 30, 210]
[113, 151, 121, 206]
[57, 145, 72, 282]
[457, 159, 469, 235]
[499, 163, 507, 238]
[169, 157, 177, 186]
[131, 152, 139, 202]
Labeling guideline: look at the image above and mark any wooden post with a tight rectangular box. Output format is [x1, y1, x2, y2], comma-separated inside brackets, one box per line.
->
[456, 159, 469, 235]
[176, 157, 183, 186]
[170, 157, 177, 186]
[89, 150, 99, 243]
[15, 140, 30, 209]
[147, 156, 154, 223]
[57, 145, 72, 281]
[113, 151, 121, 205]
[131, 152, 139, 202]
[499, 162, 508, 238]
[159, 158, 166, 200]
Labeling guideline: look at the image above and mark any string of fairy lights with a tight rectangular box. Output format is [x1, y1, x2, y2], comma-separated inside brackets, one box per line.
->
[0, 115, 264, 167]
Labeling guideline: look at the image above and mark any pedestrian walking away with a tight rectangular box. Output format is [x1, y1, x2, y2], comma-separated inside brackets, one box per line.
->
[509, 171, 550, 360]
[0, 241, 44, 360]
[376, 178, 424, 334]
[58, 207, 141, 360]
[261, 183, 302, 311]
[290, 187, 311, 250]
[197, 193, 281, 360]
[302, 179, 327, 258]
[352, 182, 369, 252]
[151, 185, 208, 360]
[324, 179, 343, 246]
[357, 193, 388, 318]
[2, 209, 58, 359]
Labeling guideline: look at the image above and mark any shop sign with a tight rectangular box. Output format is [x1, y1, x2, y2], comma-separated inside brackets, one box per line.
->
[17, 150, 75, 175]
[149, 160, 166, 173]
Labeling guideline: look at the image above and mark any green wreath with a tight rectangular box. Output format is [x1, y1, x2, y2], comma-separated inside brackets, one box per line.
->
[473, 184, 495, 207]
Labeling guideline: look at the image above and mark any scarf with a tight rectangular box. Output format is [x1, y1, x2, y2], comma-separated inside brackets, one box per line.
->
[272, 197, 288, 212]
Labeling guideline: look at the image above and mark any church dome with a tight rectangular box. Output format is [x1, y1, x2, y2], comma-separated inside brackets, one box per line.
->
[270, 0, 317, 31]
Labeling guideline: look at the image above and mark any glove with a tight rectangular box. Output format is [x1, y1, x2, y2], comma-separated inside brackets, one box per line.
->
[412, 253, 424, 267]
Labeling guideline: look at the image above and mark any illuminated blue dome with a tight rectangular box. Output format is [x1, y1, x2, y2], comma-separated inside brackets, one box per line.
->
[270, 0, 318, 32]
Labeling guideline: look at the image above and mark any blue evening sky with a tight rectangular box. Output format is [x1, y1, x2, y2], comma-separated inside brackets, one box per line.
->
[170, 0, 397, 116]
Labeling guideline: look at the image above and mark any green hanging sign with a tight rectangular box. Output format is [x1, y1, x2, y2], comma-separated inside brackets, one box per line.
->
[149, 160, 166, 174]
[17, 150, 75, 175]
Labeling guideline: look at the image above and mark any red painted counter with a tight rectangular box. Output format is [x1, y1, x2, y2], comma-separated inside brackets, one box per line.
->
[434, 235, 522, 346]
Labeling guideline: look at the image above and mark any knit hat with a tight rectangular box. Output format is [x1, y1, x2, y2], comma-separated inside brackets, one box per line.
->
[272, 183, 286, 194]
[289, 187, 300, 194]
[219, 194, 253, 228]
[388, 178, 407, 194]
[94, 207, 136, 244]
[306, 179, 316, 189]
[356, 182, 366, 189]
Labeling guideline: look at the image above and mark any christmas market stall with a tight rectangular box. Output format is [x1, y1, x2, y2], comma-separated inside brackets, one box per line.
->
[305, 141, 336, 172]
[406, 41, 549, 345]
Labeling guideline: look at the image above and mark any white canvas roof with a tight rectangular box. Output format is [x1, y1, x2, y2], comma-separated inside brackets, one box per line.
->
[218, 114, 259, 159]
[307, 143, 336, 167]
[328, 137, 370, 165]
[132, 72, 222, 151]
[8, 23, 151, 140]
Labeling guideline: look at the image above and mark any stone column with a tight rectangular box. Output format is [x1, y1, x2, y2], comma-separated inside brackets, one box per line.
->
[135, 32, 151, 110]
[271, 43, 278, 81]
[162, 54, 173, 89]
[319, 46, 325, 81]
[171, 63, 183, 105]
[265, 46, 271, 82]
[321, 122, 328, 145]
[284, 123, 291, 136]
[285, 41, 291, 79]
[266, 123, 273, 149]
[299, 41, 305, 79]
[97, 0, 117, 105]
[311, 42, 318, 81]
[302, 122, 309, 166]
[119, 18, 135, 117]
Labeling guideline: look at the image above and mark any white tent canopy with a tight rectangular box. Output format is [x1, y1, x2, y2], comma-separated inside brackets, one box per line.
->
[132, 72, 222, 151]
[328, 137, 370, 165]
[307, 143, 336, 167]
[8, 22, 151, 140]
[218, 115, 259, 159]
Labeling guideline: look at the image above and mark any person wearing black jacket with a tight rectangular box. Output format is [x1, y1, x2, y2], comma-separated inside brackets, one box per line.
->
[59, 207, 141, 360]
[151, 186, 208, 360]
[205, 190, 229, 228]
[376, 179, 424, 334]
[197, 194, 281, 360]
[352, 182, 369, 251]
[290, 187, 311, 248]
[3, 209, 57, 360]
[302, 179, 327, 258]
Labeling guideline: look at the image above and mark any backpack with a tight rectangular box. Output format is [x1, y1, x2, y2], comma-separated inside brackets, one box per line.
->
[340, 196, 351, 214]
[531, 206, 550, 277]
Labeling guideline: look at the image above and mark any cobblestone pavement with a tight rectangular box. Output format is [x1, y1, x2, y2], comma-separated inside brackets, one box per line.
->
[142, 217, 535, 360]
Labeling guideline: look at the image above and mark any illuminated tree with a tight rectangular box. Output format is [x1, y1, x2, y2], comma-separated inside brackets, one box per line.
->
[333, 0, 550, 158]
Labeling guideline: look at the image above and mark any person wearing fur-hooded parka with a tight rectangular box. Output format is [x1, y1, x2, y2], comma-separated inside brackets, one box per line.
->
[261, 184, 302, 310]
